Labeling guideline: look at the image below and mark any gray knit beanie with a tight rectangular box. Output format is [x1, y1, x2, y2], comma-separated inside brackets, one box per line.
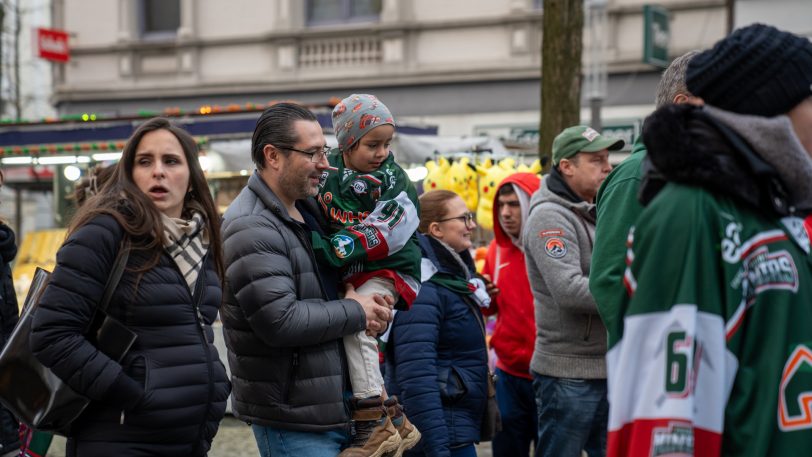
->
[332, 94, 395, 152]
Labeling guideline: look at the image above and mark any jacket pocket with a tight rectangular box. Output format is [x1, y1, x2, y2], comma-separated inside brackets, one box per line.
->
[125, 354, 149, 390]
[582, 315, 593, 341]
[118, 354, 149, 426]
[283, 349, 300, 403]
[438, 366, 467, 405]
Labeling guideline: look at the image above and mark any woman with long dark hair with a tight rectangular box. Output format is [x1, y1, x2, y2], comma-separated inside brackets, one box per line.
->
[31, 118, 230, 456]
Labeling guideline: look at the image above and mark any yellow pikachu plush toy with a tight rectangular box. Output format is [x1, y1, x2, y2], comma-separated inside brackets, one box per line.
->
[475, 158, 516, 230]
[423, 157, 451, 192]
[516, 159, 542, 174]
[448, 157, 479, 212]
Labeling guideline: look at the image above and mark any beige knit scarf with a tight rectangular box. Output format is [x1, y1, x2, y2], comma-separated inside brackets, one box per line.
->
[161, 211, 209, 291]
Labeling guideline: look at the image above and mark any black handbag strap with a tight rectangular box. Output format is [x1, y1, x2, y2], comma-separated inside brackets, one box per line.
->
[99, 238, 131, 314]
[83, 238, 130, 334]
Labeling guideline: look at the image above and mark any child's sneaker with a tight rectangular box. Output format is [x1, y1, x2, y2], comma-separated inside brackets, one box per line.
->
[383, 396, 421, 457]
[339, 397, 401, 457]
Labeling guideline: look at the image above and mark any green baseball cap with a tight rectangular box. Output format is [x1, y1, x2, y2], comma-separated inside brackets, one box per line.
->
[552, 125, 625, 165]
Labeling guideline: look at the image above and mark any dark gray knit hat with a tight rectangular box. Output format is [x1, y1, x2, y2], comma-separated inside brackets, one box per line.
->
[686, 23, 812, 117]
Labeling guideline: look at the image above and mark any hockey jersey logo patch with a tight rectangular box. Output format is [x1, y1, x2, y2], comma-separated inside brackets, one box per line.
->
[736, 247, 798, 305]
[351, 179, 368, 195]
[651, 422, 694, 456]
[779, 344, 812, 431]
[332, 234, 355, 259]
[545, 238, 567, 258]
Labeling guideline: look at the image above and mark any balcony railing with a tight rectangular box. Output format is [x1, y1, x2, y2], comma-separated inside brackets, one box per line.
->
[298, 36, 382, 68]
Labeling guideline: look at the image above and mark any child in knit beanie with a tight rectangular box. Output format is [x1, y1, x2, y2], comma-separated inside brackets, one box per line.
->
[311, 94, 422, 456]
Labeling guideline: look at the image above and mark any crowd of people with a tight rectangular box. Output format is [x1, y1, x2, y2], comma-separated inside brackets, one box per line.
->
[0, 21, 806, 457]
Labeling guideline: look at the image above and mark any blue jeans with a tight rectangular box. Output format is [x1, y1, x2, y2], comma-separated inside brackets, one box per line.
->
[492, 368, 538, 457]
[252, 425, 349, 457]
[532, 373, 608, 457]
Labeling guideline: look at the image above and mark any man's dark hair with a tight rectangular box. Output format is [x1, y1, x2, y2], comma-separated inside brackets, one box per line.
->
[497, 183, 516, 197]
[251, 103, 318, 169]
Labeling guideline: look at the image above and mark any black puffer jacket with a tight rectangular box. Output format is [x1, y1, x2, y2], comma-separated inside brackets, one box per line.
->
[30, 215, 230, 457]
[0, 224, 19, 454]
[221, 172, 366, 431]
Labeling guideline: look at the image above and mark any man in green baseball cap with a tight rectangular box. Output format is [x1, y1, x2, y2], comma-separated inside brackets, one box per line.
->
[521, 124, 621, 457]
[551, 125, 622, 203]
[553, 125, 624, 166]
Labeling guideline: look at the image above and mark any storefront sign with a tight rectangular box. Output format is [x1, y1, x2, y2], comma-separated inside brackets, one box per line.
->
[36, 28, 70, 63]
[643, 5, 669, 68]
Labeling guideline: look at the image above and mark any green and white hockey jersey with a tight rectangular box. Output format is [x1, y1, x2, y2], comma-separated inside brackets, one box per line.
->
[607, 183, 812, 456]
[312, 150, 421, 306]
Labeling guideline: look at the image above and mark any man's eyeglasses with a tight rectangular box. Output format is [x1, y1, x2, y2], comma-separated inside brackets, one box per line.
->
[277, 145, 331, 163]
[438, 212, 476, 225]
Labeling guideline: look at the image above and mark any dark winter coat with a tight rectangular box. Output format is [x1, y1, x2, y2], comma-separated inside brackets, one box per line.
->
[386, 234, 488, 457]
[221, 172, 367, 431]
[30, 215, 230, 457]
[0, 224, 19, 453]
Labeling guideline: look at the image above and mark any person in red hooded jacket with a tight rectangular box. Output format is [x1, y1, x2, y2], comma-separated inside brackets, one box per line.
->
[480, 171, 541, 457]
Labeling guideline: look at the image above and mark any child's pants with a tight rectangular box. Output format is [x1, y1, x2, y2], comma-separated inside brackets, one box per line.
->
[344, 277, 398, 399]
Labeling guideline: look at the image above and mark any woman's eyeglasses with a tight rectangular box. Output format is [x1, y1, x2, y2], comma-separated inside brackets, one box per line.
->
[438, 212, 476, 225]
[277, 145, 331, 163]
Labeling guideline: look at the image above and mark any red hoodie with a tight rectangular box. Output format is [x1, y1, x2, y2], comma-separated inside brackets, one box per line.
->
[481, 172, 541, 380]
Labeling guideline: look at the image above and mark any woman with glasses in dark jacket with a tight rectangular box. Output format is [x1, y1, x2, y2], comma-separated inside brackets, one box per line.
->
[386, 190, 489, 457]
[30, 118, 230, 456]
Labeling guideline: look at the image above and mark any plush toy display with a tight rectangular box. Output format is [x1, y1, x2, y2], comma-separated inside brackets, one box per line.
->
[423, 156, 451, 192]
[448, 157, 479, 212]
[516, 158, 542, 174]
[475, 158, 516, 230]
[421, 155, 542, 232]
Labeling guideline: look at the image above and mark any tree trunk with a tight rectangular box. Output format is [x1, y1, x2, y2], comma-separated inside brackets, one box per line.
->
[540, 0, 583, 170]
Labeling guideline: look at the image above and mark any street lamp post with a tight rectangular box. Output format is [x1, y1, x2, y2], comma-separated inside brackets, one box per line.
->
[584, 0, 607, 131]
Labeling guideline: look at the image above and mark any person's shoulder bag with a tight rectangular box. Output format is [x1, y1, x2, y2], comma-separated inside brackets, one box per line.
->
[461, 295, 502, 442]
[0, 238, 136, 434]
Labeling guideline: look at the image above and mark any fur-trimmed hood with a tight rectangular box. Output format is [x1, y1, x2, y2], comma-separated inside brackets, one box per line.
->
[640, 104, 812, 216]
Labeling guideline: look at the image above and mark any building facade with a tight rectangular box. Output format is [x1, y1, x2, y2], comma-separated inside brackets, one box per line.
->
[52, 0, 727, 140]
[2, 0, 56, 120]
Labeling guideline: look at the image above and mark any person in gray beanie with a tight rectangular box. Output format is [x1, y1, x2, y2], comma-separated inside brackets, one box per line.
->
[312, 94, 423, 457]
[605, 23, 812, 456]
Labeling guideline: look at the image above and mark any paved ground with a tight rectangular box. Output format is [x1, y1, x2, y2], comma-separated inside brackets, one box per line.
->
[47, 416, 495, 456]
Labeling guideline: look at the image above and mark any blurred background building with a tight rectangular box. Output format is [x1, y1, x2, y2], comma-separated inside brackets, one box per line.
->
[1, 0, 811, 288]
[51, 0, 728, 139]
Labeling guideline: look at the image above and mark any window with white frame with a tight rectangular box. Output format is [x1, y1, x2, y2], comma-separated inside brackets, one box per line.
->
[307, 0, 382, 26]
[140, 0, 180, 39]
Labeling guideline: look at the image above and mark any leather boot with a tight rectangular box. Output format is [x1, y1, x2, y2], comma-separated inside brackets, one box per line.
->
[339, 397, 401, 457]
[382, 396, 421, 457]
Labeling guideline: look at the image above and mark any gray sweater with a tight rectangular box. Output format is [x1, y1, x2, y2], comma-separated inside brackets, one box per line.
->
[522, 171, 607, 379]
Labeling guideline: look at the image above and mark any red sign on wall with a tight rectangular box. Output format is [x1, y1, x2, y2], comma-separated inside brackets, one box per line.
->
[35, 27, 70, 63]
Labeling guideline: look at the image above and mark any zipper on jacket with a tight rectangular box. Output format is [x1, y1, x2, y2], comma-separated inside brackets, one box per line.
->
[287, 217, 332, 301]
[339, 340, 353, 433]
[291, 207, 353, 429]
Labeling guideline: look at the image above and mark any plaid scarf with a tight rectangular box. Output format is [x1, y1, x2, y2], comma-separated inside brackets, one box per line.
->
[162, 211, 209, 291]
